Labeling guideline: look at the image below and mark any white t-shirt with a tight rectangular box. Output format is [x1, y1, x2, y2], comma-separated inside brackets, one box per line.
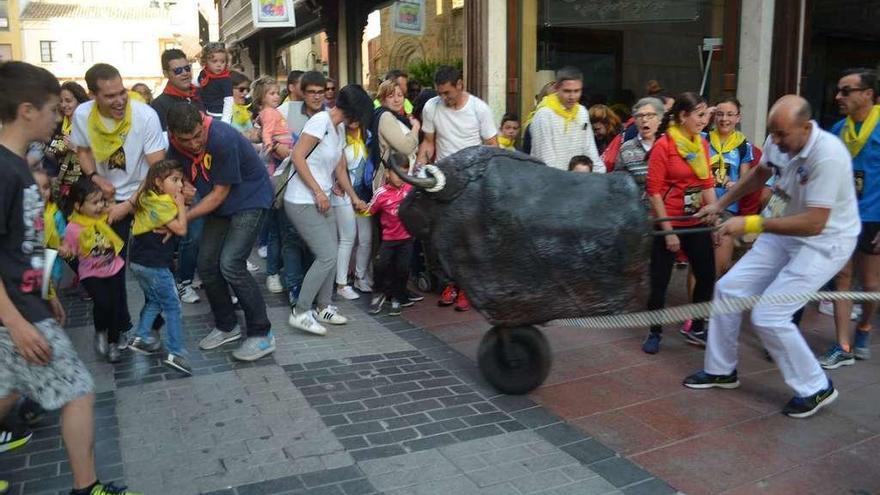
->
[285, 111, 345, 204]
[422, 94, 497, 161]
[760, 121, 860, 245]
[70, 100, 165, 201]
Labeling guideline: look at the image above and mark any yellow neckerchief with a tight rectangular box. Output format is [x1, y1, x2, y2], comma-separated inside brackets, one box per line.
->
[841, 105, 880, 158]
[522, 92, 556, 134]
[498, 135, 516, 150]
[128, 90, 146, 104]
[346, 128, 367, 162]
[667, 124, 709, 179]
[43, 201, 61, 249]
[68, 211, 124, 257]
[61, 116, 72, 136]
[708, 129, 746, 181]
[542, 93, 579, 131]
[132, 191, 178, 235]
[87, 101, 132, 163]
[232, 102, 252, 128]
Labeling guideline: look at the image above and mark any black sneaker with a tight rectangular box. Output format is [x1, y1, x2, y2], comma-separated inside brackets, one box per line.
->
[388, 300, 402, 316]
[782, 382, 838, 418]
[129, 337, 162, 355]
[406, 290, 424, 302]
[642, 333, 661, 354]
[400, 298, 415, 308]
[368, 294, 386, 314]
[162, 354, 192, 375]
[18, 398, 45, 426]
[683, 370, 740, 389]
[0, 426, 32, 453]
[685, 328, 707, 347]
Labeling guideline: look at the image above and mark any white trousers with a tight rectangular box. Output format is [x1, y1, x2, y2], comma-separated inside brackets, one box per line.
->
[354, 215, 373, 285]
[705, 233, 856, 397]
[334, 204, 357, 285]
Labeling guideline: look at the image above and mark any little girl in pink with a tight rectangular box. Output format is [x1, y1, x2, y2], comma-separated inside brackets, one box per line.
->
[252, 76, 293, 168]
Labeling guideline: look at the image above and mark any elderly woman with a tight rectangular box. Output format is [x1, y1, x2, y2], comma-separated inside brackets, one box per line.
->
[615, 97, 664, 197]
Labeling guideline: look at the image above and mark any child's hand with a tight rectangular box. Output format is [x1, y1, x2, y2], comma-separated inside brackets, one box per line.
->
[58, 245, 73, 259]
[331, 184, 344, 197]
[353, 199, 367, 212]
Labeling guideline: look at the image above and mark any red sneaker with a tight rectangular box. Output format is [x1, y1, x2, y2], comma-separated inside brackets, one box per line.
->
[439, 284, 458, 306]
[454, 291, 471, 312]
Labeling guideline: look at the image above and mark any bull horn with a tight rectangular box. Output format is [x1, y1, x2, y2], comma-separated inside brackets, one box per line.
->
[383, 153, 446, 193]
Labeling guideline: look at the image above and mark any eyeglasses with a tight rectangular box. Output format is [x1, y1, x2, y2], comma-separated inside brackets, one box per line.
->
[234, 86, 250, 93]
[837, 86, 870, 97]
[171, 65, 192, 76]
[714, 112, 739, 118]
[305, 89, 326, 97]
[634, 112, 658, 120]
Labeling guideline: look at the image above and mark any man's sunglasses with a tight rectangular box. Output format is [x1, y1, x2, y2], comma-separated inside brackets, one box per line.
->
[837, 86, 870, 97]
[171, 65, 192, 76]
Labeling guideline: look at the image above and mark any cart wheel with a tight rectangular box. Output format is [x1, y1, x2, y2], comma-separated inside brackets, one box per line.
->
[477, 326, 552, 395]
[416, 273, 432, 292]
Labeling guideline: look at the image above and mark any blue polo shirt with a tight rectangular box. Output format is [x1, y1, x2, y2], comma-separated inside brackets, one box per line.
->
[831, 118, 880, 221]
[168, 120, 272, 217]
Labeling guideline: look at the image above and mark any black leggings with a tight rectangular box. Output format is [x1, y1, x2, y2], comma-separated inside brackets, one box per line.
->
[648, 231, 716, 335]
[81, 270, 128, 344]
[374, 239, 414, 301]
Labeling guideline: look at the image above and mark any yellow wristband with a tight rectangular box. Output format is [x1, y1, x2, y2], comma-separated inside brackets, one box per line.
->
[743, 215, 764, 234]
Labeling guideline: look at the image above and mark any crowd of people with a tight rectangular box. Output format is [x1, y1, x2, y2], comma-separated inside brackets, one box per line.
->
[0, 37, 877, 493]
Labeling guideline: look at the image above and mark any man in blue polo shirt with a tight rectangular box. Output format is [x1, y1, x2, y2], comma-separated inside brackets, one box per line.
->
[819, 68, 880, 369]
[165, 102, 275, 362]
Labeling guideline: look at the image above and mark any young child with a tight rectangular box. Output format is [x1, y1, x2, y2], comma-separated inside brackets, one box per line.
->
[568, 155, 593, 173]
[367, 160, 415, 316]
[61, 178, 127, 363]
[196, 42, 233, 121]
[252, 76, 294, 164]
[33, 170, 67, 289]
[230, 71, 256, 135]
[128, 160, 191, 374]
[499, 113, 520, 151]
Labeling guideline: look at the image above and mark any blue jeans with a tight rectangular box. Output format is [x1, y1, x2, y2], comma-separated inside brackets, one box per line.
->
[176, 214, 204, 285]
[130, 263, 184, 356]
[198, 209, 271, 336]
[266, 207, 311, 294]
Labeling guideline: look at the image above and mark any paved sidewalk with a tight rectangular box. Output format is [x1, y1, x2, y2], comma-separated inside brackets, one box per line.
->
[2, 265, 675, 495]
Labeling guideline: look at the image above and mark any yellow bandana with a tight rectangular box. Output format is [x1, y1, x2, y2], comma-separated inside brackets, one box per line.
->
[43, 201, 61, 249]
[708, 130, 746, 181]
[61, 116, 72, 136]
[132, 191, 178, 235]
[232, 103, 252, 129]
[68, 212, 124, 257]
[841, 105, 880, 158]
[498, 135, 516, 150]
[346, 128, 367, 162]
[667, 124, 709, 180]
[87, 102, 132, 164]
[542, 94, 579, 131]
[128, 90, 146, 104]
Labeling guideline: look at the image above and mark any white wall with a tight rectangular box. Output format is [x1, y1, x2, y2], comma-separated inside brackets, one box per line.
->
[484, 0, 507, 123]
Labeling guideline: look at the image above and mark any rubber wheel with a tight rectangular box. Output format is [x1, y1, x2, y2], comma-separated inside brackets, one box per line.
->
[416, 273, 432, 292]
[477, 326, 552, 395]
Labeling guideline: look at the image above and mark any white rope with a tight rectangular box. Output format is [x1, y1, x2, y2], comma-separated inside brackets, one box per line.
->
[547, 291, 880, 330]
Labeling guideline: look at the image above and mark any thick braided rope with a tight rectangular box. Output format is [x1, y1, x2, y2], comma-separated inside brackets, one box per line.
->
[548, 292, 880, 330]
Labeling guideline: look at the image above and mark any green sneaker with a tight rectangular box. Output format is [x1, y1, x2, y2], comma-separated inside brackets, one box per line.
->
[87, 482, 143, 495]
[0, 427, 32, 453]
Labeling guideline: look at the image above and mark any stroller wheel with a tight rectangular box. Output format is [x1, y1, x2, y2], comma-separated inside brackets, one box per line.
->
[416, 273, 432, 292]
[478, 326, 552, 395]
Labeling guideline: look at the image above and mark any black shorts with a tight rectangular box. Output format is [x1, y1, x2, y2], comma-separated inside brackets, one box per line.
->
[857, 222, 880, 255]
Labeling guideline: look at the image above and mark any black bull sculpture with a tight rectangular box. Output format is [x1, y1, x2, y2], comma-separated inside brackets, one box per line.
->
[386, 146, 652, 394]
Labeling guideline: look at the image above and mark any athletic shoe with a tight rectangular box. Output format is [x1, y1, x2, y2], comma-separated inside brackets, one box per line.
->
[190, 276, 203, 289]
[317, 305, 348, 325]
[129, 337, 162, 355]
[94, 331, 108, 357]
[198, 326, 242, 350]
[0, 427, 32, 453]
[289, 310, 327, 336]
[685, 328, 707, 347]
[266, 274, 284, 294]
[818, 344, 855, 369]
[642, 333, 661, 354]
[454, 291, 471, 311]
[233, 334, 276, 362]
[854, 329, 871, 360]
[1, 480, 9, 494]
[406, 289, 424, 302]
[257, 245, 268, 259]
[86, 481, 143, 494]
[354, 278, 373, 293]
[400, 298, 415, 308]
[389, 300, 402, 316]
[116, 332, 129, 351]
[246, 260, 260, 272]
[782, 381, 838, 418]
[683, 370, 740, 389]
[288, 286, 300, 308]
[107, 346, 122, 364]
[337, 285, 360, 300]
[369, 294, 386, 314]
[177, 283, 200, 304]
[18, 398, 45, 426]
[679, 319, 693, 337]
[439, 284, 458, 306]
[162, 354, 192, 375]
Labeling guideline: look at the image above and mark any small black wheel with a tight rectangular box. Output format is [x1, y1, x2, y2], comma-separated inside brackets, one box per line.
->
[416, 273, 432, 292]
[477, 326, 552, 395]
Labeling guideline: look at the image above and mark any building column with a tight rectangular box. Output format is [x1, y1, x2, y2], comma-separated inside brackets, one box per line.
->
[737, 0, 775, 142]
[464, 0, 485, 96]
[519, 0, 538, 121]
[484, 0, 507, 120]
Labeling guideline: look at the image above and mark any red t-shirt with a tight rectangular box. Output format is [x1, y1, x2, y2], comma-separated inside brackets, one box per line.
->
[646, 133, 714, 227]
[368, 183, 413, 241]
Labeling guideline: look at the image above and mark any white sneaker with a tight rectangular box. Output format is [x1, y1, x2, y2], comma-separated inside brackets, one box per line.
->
[336, 285, 360, 300]
[178, 283, 200, 304]
[257, 245, 268, 259]
[191, 276, 203, 289]
[266, 274, 284, 293]
[354, 279, 373, 293]
[317, 305, 348, 325]
[247, 260, 260, 272]
[288, 309, 327, 336]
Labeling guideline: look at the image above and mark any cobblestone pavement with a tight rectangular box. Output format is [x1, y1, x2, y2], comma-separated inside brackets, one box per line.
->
[2, 263, 676, 495]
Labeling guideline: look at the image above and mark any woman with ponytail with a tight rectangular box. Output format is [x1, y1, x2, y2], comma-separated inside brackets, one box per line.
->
[642, 92, 717, 354]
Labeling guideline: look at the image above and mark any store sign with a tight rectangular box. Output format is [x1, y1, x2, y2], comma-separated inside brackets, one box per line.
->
[393, 0, 425, 36]
[251, 0, 296, 28]
[544, 0, 704, 27]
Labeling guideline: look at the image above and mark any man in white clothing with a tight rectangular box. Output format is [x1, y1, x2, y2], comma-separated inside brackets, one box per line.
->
[529, 66, 604, 172]
[683, 95, 860, 419]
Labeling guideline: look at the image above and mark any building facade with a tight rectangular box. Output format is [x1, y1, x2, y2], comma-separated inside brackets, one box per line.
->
[0, 0, 23, 62]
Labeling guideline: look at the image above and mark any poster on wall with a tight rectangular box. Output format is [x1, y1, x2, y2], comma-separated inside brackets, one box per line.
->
[393, 0, 425, 36]
[251, 0, 296, 28]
